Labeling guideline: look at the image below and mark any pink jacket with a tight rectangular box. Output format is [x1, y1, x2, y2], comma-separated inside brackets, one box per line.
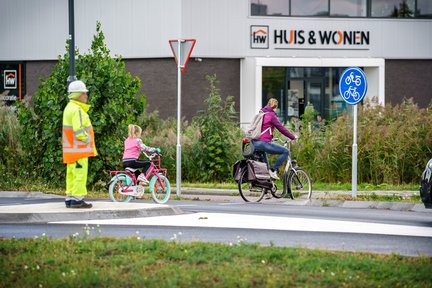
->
[257, 106, 296, 142]
[122, 137, 152, 160]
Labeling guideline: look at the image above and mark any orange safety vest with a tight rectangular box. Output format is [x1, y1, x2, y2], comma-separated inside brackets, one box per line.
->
[62, 100, 97, 164]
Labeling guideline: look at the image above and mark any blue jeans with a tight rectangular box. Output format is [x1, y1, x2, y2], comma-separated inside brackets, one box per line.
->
[252, 140, 289, 171]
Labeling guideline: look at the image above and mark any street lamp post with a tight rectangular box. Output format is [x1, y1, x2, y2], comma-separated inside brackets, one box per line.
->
[67, 0, 77, 86]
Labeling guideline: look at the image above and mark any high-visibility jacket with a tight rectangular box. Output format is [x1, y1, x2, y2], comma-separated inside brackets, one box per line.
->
[62, 100, 98, 164]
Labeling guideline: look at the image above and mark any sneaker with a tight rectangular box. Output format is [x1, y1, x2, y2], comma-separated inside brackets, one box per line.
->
[65, 200, 71, 208]
[269, 170, 280, 180]
[137, 173, 149, 185]
[70, 200, 92, 209]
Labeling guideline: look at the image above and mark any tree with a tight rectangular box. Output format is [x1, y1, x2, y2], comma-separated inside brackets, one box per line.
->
[192, 75, 241, 182]
[18, 22, 145, 187]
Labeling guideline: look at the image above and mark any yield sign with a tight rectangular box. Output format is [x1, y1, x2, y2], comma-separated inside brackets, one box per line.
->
[169, 39, 196, 73]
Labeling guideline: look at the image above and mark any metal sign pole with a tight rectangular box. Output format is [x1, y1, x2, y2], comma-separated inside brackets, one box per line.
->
[352, 105, 358, 198]
[176, 40, 182, 196]
[67, 0, 77, 86]
[338, 67, 367, 199]
[168, 38, 195, 197]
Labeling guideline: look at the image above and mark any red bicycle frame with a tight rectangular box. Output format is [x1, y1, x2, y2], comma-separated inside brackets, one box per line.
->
[109, 155, 167, 193]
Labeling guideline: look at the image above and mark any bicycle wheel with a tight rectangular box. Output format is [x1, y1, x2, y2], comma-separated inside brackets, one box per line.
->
[149, 174, 171, 204]
[108, 174, 133, 203]
[287, 168, 312, 200]
[238, 168, 265, 202]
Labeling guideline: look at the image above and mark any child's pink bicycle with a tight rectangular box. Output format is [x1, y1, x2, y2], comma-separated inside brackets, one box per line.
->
[108, 152, 171, 204]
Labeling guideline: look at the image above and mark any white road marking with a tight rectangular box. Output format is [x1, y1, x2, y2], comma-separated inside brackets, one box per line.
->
[50, 212, 432, 238]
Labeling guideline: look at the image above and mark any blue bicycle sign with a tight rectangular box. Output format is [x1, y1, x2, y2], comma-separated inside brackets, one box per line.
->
[339, 67, 367, 105]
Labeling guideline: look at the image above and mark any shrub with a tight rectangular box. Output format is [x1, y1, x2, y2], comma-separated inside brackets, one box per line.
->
[192, 75, 243, 182]
[17, 22, 144, 187]
[137, 75, 243, 183]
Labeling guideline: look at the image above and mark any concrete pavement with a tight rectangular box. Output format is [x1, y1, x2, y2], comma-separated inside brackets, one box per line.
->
[0, 188, 430, 224]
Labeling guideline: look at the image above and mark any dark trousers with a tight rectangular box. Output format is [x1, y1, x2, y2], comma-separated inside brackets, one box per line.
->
[123, 159, 151, 179]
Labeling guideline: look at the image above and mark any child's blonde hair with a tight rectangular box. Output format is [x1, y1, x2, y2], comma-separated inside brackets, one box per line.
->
[128, 124, 142, 138]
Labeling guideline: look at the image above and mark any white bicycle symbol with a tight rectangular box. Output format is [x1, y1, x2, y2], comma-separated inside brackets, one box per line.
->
[345, 72, 361, 86]
[343, 86, 360, 101]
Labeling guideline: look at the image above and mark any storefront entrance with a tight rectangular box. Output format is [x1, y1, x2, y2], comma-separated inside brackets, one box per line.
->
[240, 57, 384, 129]
[262, 66, 351, 123]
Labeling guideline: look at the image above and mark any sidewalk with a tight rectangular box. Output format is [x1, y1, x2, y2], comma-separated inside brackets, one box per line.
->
[0, 188, 429, 224]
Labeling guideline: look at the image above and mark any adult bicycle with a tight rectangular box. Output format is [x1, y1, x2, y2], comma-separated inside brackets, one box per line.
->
[108, 151, 171, 204]
[233, 138, 312, 202]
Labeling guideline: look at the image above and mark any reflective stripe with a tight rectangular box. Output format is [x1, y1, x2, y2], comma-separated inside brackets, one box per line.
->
[74, 129, 86, 135]
[62, 125, 96, 163]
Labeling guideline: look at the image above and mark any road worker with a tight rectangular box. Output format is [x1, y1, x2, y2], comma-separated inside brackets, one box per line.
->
[62, 80, 97, 208]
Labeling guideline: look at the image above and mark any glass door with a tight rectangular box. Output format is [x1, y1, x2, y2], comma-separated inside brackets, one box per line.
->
[305, 79, 325, 118]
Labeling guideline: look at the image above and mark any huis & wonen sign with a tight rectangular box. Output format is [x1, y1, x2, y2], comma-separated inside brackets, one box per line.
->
[251, 25, 370, 50]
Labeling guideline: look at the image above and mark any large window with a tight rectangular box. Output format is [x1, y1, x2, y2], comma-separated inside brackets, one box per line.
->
[291, 0, 328, 16]
[371, 0, 415, 17]
[250, 0, 431, 18]
[330, 0, 367, 17]
[262, 67, 352, 122]
[418, 0, 432, 17]
[251, 0, 289, 16]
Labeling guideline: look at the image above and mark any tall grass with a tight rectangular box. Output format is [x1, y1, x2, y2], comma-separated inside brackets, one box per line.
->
[293, 99, 432, 184]
[0, 102, 23, 182]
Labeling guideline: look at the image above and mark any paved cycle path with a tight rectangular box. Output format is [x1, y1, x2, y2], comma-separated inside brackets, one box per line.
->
[0, 189, 430, 224]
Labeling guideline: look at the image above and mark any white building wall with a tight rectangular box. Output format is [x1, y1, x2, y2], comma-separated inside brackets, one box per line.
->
[0, 0, 182, 60]
[1, 0, 431, 60]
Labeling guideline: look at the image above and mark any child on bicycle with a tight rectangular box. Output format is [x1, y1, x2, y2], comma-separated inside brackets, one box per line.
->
[122, 124, 160, 185]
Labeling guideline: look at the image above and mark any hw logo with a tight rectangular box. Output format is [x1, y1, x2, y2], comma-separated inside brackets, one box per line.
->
[251, 25, 269, 49]
[4, 70, 17, 89]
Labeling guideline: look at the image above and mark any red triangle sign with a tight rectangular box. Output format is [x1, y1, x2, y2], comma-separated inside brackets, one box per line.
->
[169, 39, 196, 73]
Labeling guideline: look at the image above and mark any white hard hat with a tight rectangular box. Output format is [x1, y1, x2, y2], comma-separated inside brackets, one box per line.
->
[68, 80, 88, 93]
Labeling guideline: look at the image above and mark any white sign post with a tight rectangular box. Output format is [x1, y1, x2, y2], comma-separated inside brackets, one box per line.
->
[339, 67, 368, 198]
[168, 39, 196, 196]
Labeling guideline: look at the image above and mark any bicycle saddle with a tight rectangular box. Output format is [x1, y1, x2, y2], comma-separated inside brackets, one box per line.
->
[125, 167, 139, 173]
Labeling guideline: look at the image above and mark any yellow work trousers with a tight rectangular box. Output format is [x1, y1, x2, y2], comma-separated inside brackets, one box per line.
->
[66, 158, 89, 197]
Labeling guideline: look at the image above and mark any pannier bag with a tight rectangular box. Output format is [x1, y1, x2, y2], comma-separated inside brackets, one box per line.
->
[246, 159, 270, 182]
[420, 158, 432, 209]
[233, 160, 247, 182]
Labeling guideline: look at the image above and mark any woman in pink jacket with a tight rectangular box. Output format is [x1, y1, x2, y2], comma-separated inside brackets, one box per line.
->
[253, 98, 298, 180]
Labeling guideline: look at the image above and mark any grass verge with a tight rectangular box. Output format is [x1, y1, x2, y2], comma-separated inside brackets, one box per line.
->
[0, 237, 430, 288]
[0, 180, 421, 203]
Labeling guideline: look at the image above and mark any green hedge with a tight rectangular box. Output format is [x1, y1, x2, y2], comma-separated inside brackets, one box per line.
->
[13, 22, 144, 189]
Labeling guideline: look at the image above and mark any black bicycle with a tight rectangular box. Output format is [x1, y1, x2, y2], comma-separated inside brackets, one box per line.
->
[234, 138, 312, 202]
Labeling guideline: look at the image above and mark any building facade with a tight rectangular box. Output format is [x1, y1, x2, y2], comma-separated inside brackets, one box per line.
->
[1, 0, 431, 124]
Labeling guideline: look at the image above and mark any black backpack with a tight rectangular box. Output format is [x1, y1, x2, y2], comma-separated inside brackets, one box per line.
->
[420, 158, 432, 209]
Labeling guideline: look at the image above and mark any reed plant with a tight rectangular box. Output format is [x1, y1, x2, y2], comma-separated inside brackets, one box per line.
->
[293, 99, 432, 184]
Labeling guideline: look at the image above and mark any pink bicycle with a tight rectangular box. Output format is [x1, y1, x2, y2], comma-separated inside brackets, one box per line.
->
[108, 152, 171, 204]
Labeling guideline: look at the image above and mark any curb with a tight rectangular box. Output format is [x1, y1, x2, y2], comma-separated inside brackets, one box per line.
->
[0, 199, 184, 224]
[0, 191, 63, 199]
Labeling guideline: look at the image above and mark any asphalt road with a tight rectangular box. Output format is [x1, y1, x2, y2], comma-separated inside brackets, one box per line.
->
[1, 197, 431, 256]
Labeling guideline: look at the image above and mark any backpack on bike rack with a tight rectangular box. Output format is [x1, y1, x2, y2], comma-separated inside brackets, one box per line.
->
[420, 158, 432, 209]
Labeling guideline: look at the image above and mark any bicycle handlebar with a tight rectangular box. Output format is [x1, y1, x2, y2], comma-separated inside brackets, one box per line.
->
[272, 137, 292, 146]
[142, 151, 162, 160]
